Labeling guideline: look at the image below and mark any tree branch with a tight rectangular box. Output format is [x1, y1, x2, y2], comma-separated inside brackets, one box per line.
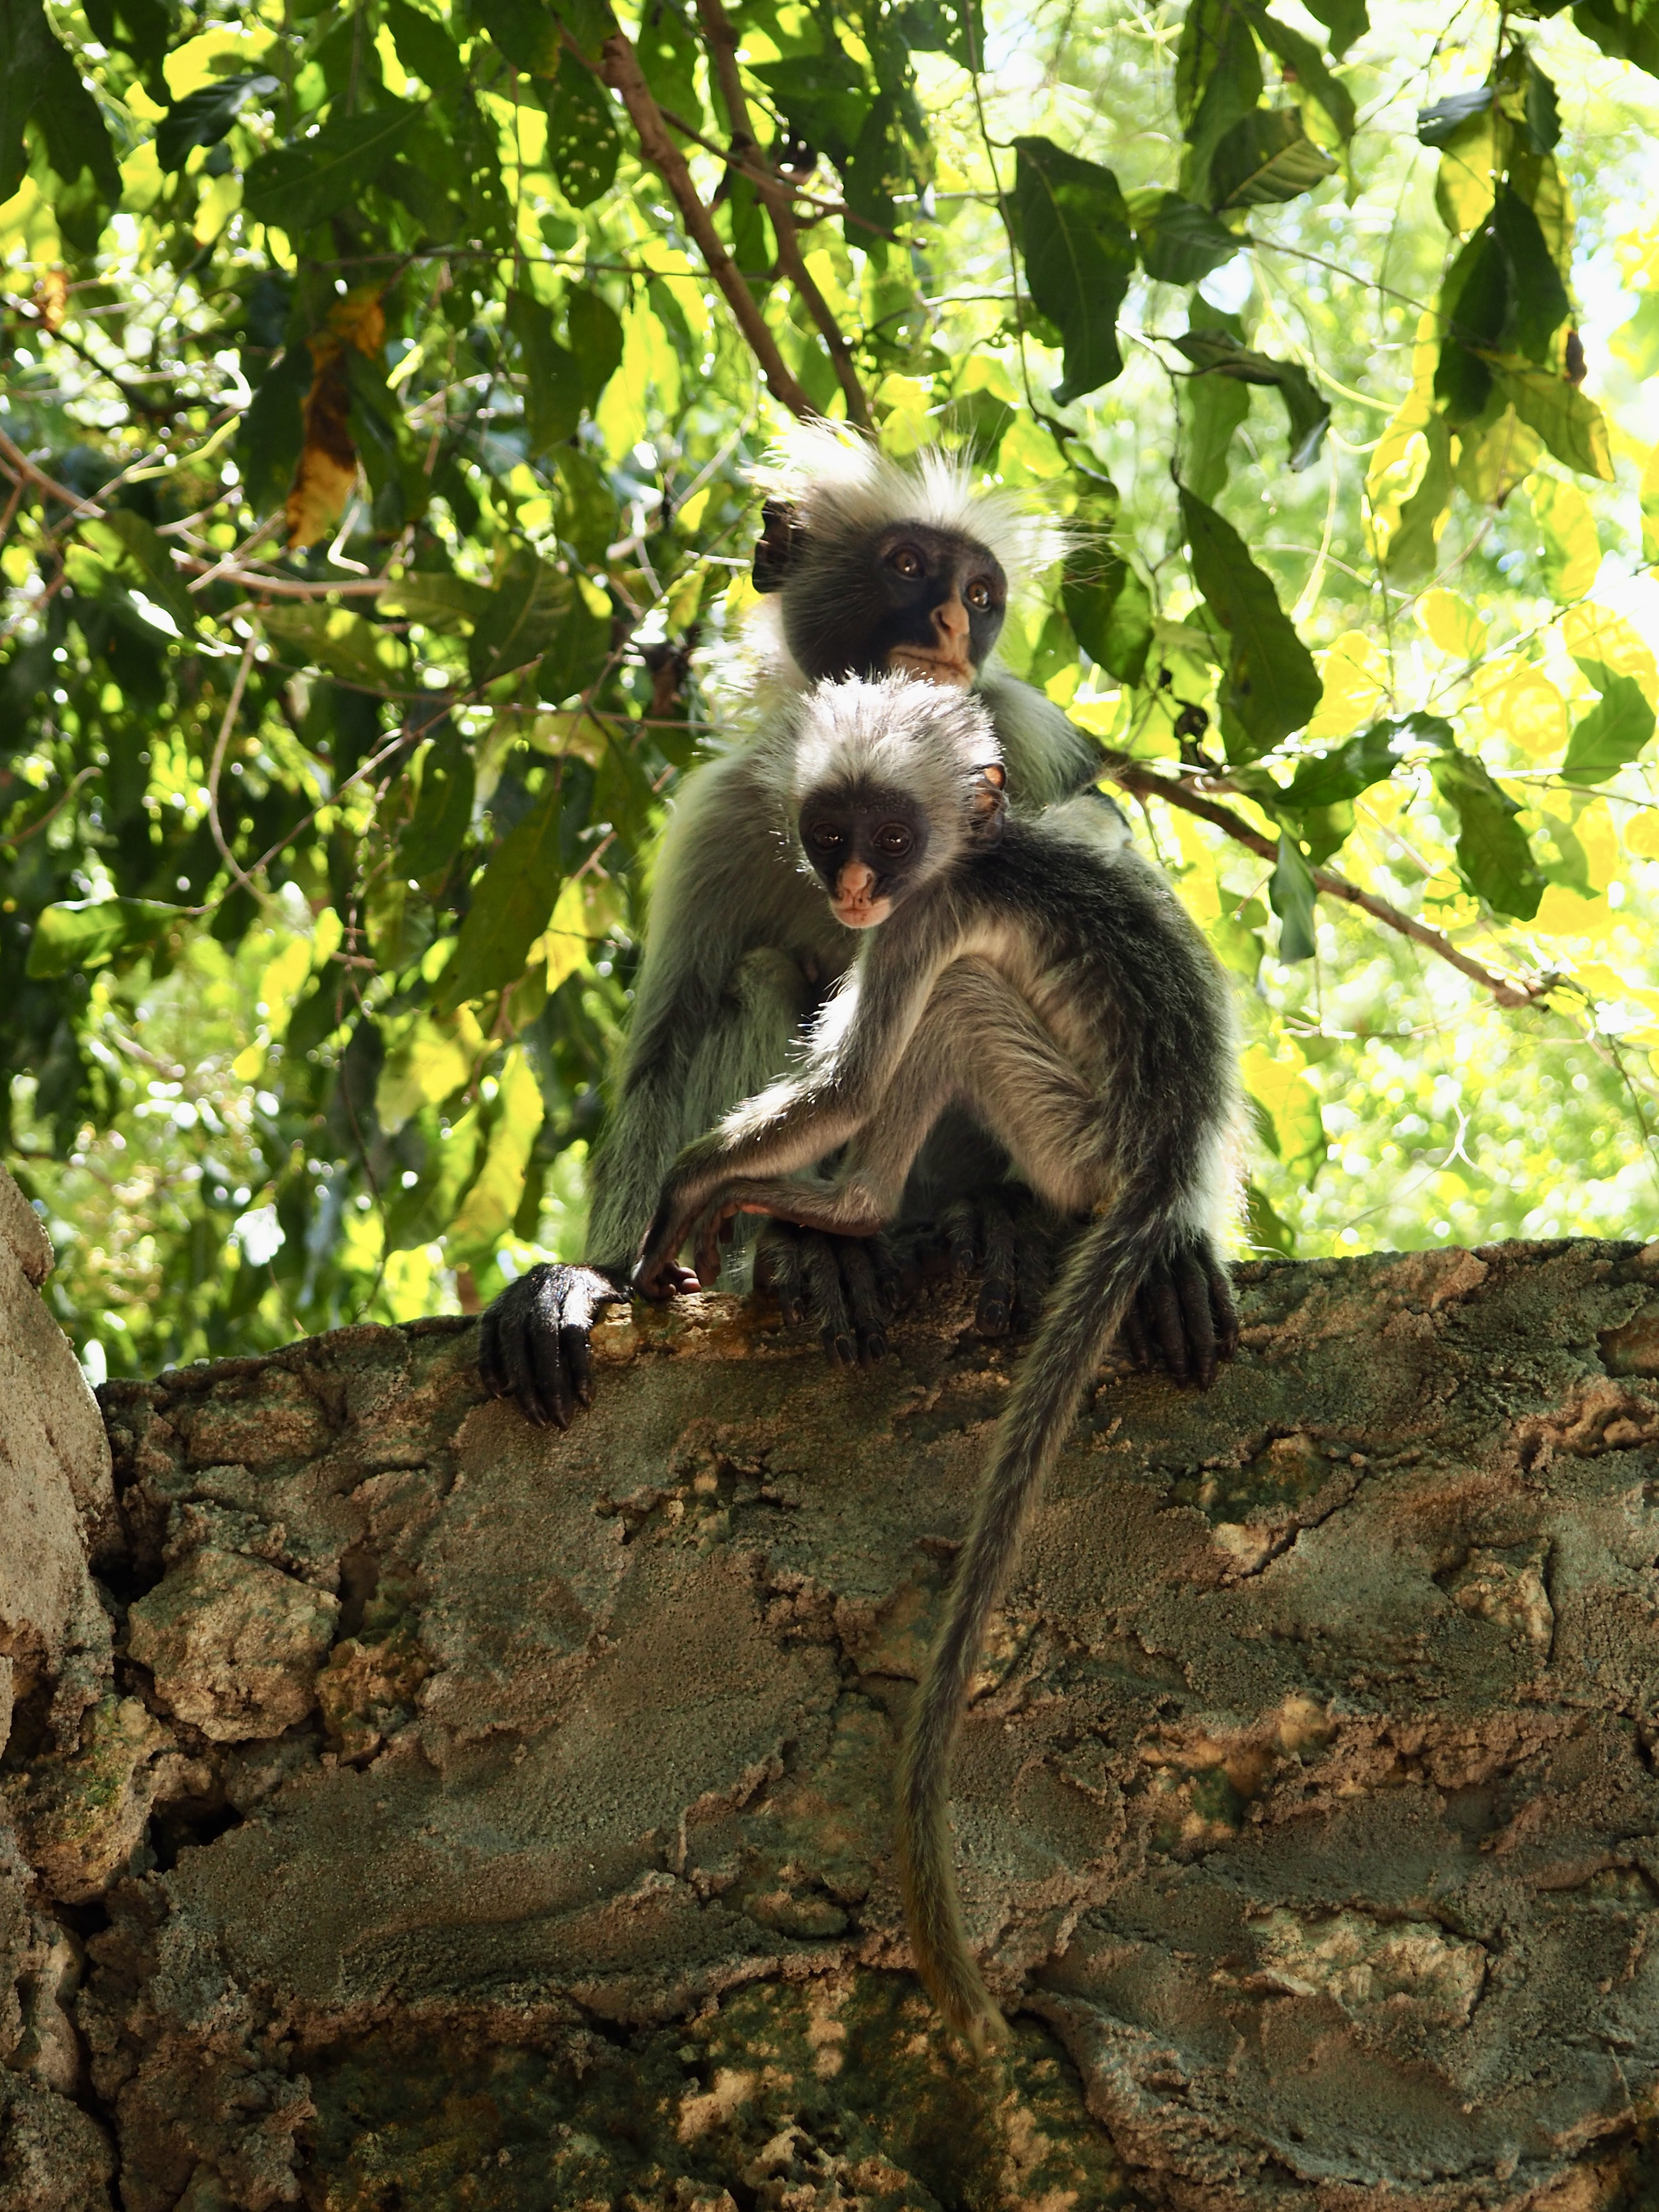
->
[586, 29, 816, 422]
[1101, 753, 1559, 1010]
[690, 0, 872, 429]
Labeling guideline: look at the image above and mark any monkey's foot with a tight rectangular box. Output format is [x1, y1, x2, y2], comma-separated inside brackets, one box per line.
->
[477, 1261, 631, 1429]
[903, 1188, 1059, 1339]
[752, 1220, 901, 1369]
[1121, 1238, 1239, 1391]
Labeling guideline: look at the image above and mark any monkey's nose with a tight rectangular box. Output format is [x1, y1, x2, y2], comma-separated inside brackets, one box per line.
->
[934, 593, 969, 645]
[836, 860, 878, 905]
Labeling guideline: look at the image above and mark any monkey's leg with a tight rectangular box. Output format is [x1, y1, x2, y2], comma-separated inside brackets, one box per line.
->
[1120, 1244, 1239, 1389]
[751, 1219, 899, 1369]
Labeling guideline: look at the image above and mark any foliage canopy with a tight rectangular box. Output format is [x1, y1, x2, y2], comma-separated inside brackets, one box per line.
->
[5, 0, 1659, 1379]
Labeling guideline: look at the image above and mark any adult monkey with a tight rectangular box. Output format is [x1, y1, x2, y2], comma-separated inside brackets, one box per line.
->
[479, 425, 1203, 1426]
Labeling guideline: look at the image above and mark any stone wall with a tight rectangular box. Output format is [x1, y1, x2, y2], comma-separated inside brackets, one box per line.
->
[5, 1186, 1659, 2208]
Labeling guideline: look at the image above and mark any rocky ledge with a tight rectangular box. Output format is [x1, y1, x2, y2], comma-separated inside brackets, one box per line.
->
[4, 1189, 1659, 2209]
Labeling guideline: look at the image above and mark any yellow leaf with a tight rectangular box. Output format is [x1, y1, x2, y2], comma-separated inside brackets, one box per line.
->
[1305, 630, 1387, 743]
[375, 1016, 475, 1135]
[1577, 800, 1619, 890]
[1478, 664, 1568, 760]
[1241, 1043, 1325, 1186]
[1417, 589, 1485, 661]
[1562, 602, 1659, 706]
[1365, 313, 1437, 510]
[1531, 885, 1617, 939]
[257, 935, 314, 1038]
[1643, 441, 1659, 566]
[1624, 811, 1659, 858]
[1530, 477, 1599, 603]
[286, 290, 385, 551]
[232, 1044, 265, 1082]
[1434, 109, 1497, 236]
[1574, 962, 1659, 1014]
[447, 1046, 545, 1257]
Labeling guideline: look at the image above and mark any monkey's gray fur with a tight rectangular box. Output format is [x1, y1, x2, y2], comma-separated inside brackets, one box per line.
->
[637, 675, 1242, 2051]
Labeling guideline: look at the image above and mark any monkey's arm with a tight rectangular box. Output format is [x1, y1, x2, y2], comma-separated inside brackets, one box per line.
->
[635, 921, 946, 1298]
[479, 754, 820, 1425]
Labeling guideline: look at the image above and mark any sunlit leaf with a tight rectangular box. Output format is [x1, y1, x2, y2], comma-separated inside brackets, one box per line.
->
[1061, 545, 1152, 685]
[1430, 751, 1546, 917]
[1268, 833, 1319, 960]
[0, 0, 120, 205]
[1417, 589, 1485, 660]
[447, 1046, 545, 1260]
[1562, 674, 1656, 782]
[26, 897, 189, 978]
[541, 68, 621, 205]
[1417, 86, 1492, 144]
[1284, 715, 1448, 808]
[1208, 107, 1337, 210]
[1492, 364, 1615, 478]
[1530, 474, 1600, 600]
[245, 104, 421, 235]
[156, 72, 279, 171]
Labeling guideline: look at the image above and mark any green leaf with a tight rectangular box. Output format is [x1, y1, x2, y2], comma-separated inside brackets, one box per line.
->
[1561, 674, 1656, 783]
[385, 0, 466, 88]
[1269, 832, 1318, 961]
[1492, 365, 1615, 481]
[1181, 366, 1250, 503]
[262, 604, 409, 691]
[245, 103, 421, 234]
[539, 585, 613, 702]
[1208, 107, 1337, 210]
[238, 345, 311, 514]
[1179, 485, 1322, 760]
[1524, 57, 1562, 150]
[1247, 8, 1356, 146]
[156, 72, 279, 171]
[565, 289, 625, 409]
[637, 0, 702, 125]
[1490, 187, 1570, 361]
[1284, 714, 1451, 808]
[1174, 329, 1331, 469]
[0, 0, 120, 204]
[469, 550, 576, 687]
[1299, 0, 1366, 56]
[900, 0, 984, 67]
[1012, 136, 1137, 404]
[474, 0, 562, 73]
[554, 447, 619, 563]
[443, 780, 565, 1007]
[1383, 408, 1454, 584]
[1176, 0, 1263, 204]
[26, 898, 189, 979]
[1417, 86, 1491, 145]
[399, 721, 476, 876]
[1127, 191, 1241, 285]
[1571, 0, 1659, 80]
[1061, 548, 1152, 686]
[1430, 752, 1546, 919]
[540, 68, 621, 205]
[506, 289, 584, 454]
[751, 51, 871, 168]
[380, 572, 494, 631]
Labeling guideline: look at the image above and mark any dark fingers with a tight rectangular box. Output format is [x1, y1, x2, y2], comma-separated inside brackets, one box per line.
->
[756, 1222, 809, 1326]
[801, 1232, 857, 1367]
[560, 1322, 593, 1410]
[1145, 1263, 1191, 1386]
[841, 1238, 890, 1366]
[1177, 1254, 1218, 1390]
[530, 1306, 575, 1430]
[478, 1301, 508, 1398]
[870, 1233, 907, 1320]
[938, 1199, 977, 1280]
[1120, 1300, 1151, 1370]
[1012, 1206, 1056, 1334]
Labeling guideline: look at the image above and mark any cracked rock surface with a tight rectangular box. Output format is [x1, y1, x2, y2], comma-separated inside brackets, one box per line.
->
[8, 1237, 1659, 2207]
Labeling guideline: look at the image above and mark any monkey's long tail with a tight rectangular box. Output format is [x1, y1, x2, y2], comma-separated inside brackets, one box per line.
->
[895, 1201, 1186, 2053]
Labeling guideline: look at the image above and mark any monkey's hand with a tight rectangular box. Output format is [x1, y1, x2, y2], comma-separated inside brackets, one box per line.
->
[477, 1262, 637, 1429]
[753, 1222, 903, 1370]
[901, 1186, 1061, 1338]
[1121, 1236, 1238, 1391]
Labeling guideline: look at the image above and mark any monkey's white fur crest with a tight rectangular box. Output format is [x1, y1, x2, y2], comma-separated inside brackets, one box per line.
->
[778, 675, 1000, 884]
[755, 420, 1063, 595]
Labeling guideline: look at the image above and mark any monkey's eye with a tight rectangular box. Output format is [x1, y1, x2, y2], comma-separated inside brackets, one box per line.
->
[874, 823, 914, 858]
[965, 578, 995, 611]
[807, 822, 845, 853]
[888, 545, 925, 579]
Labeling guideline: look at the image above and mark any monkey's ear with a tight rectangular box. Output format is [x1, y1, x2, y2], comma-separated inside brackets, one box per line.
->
[752, 499, 805, 593]
[968, 762, 1007, 835]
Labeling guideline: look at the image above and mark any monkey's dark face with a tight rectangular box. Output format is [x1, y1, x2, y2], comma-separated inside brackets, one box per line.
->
[783, 524, 1008, 687]
[797, 782, 930, 929]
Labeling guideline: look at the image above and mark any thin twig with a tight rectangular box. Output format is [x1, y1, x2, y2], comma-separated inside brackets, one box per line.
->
[3, 293, 180, 420]
[2, 765, 101, 847]
[205, 636, 261, 898]
[691, 0, 872, 427]
[1101, 752, 1558, 1009]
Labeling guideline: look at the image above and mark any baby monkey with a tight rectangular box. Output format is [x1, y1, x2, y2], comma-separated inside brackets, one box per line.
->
[636, 675, 1242, 2050]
